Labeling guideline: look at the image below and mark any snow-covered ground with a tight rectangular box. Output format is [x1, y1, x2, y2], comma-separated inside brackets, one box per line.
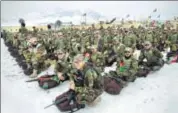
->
[1, 38, 178, 113]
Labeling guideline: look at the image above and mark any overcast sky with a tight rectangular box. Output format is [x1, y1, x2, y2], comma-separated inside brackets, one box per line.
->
[1, 1, 178, 26]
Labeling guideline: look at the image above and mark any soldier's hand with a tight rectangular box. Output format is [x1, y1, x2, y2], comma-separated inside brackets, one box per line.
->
[69, 81, 75, 90]
[57, 72, 65, 80]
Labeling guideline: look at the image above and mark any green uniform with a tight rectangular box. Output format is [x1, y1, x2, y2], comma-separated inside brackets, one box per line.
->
[139, 48, 163, 67]
[123, 33, 137, 48]
[72, 64, 103, 104]
[90, 52, 105, 72]
[115, 56, 138, 82]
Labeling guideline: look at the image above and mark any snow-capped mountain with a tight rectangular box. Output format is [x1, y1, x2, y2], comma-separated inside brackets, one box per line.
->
[1, 8, 106, 26]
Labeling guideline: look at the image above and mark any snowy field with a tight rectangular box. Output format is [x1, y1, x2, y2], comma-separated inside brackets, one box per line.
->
[1, 38, 178, 113]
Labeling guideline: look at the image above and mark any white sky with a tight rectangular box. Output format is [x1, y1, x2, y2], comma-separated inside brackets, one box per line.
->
[1, 1, 178, 26]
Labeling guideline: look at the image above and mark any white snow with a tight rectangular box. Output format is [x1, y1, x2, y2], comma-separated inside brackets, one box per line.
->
[1, 38, 178, 113]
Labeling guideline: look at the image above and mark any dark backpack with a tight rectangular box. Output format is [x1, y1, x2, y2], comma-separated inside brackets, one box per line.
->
[37, 75, 60, 89]
[55, 90, 85, 113]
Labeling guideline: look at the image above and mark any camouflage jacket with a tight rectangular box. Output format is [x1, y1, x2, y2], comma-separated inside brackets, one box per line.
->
[116, 56, 138, 77]
[73, 64, 102, 93]
[139, 48, 163, 63]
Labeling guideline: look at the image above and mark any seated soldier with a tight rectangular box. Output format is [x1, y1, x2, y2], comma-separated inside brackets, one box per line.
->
[114, 47, 138, 82]
[70, 54, 103, 106]
[90, 45, 105, 72]
[104, 47, 138, 95]
[26, 49, 71, 89]
[29, 37, 47, 78]
[138, 41, 164, 71]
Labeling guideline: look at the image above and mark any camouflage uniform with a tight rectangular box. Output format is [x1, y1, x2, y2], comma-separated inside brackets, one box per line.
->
[29, 39, 47, 77]
[71, 55, 103, 105]
[168, 31, 178, 52]
[139, 41, 164, 70]
[112, 37, 126, 58]
[90, 46, 105, 72]
[123, 31, 137, 49]
[115, 56, 138, 82]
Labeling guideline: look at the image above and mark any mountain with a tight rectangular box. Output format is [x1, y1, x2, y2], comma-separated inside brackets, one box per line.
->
[1, 8, 106, 26]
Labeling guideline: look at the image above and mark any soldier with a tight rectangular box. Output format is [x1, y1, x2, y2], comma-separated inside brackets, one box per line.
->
[104, 47, 138, 95]
[114, 47, 138, 82]
[54, 49, 72, 82]
[123, 30, 137, 49]
[32, 26, 38, 35]
[19, 22, 28, 34]
[29, 37, 47, 78]
[90, 45, 105, 72]
[70, 54, 103, 106]
[168, 29, 178, 52]
[145, 30, 153, 44]
[138, 41, 164, 71]
[112, 37, 126, 58]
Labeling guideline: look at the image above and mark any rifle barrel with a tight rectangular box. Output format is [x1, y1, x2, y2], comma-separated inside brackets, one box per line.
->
[25, 79, 38, 82]
[44, 103, 55, 109]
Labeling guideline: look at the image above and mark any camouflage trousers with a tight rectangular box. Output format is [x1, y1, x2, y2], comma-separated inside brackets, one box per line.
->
[32, 61, 46, 72]
[76, 88, 102, 104]
[170, 44, 177, 52]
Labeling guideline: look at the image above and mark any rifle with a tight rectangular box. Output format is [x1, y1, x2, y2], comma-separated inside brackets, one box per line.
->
[44, 89, 76, 109]
[25, 78, 38, 82]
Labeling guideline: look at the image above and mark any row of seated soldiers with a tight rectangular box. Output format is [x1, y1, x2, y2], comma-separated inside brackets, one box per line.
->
[1, 24, 178, 112]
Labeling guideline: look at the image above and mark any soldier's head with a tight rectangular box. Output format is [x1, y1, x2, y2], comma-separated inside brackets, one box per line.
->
[124, 47, 133, 57]
[47, 24, 51, 30]
[113, 37, 120, 45]
[58, 32, 63, 38]
[21, 22, 26, 27]
[94, 30, 100, 38]
[29, 37, 38, 46]
[55, 49, 65, 60]
[144, 41, 152, 50]
[91, 45, 97, 53]
[73, 54, 85, 70]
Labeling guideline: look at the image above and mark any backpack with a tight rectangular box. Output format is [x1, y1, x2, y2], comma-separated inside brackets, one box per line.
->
[55, 90, 85, 113]
[38, 75, 61, 89]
